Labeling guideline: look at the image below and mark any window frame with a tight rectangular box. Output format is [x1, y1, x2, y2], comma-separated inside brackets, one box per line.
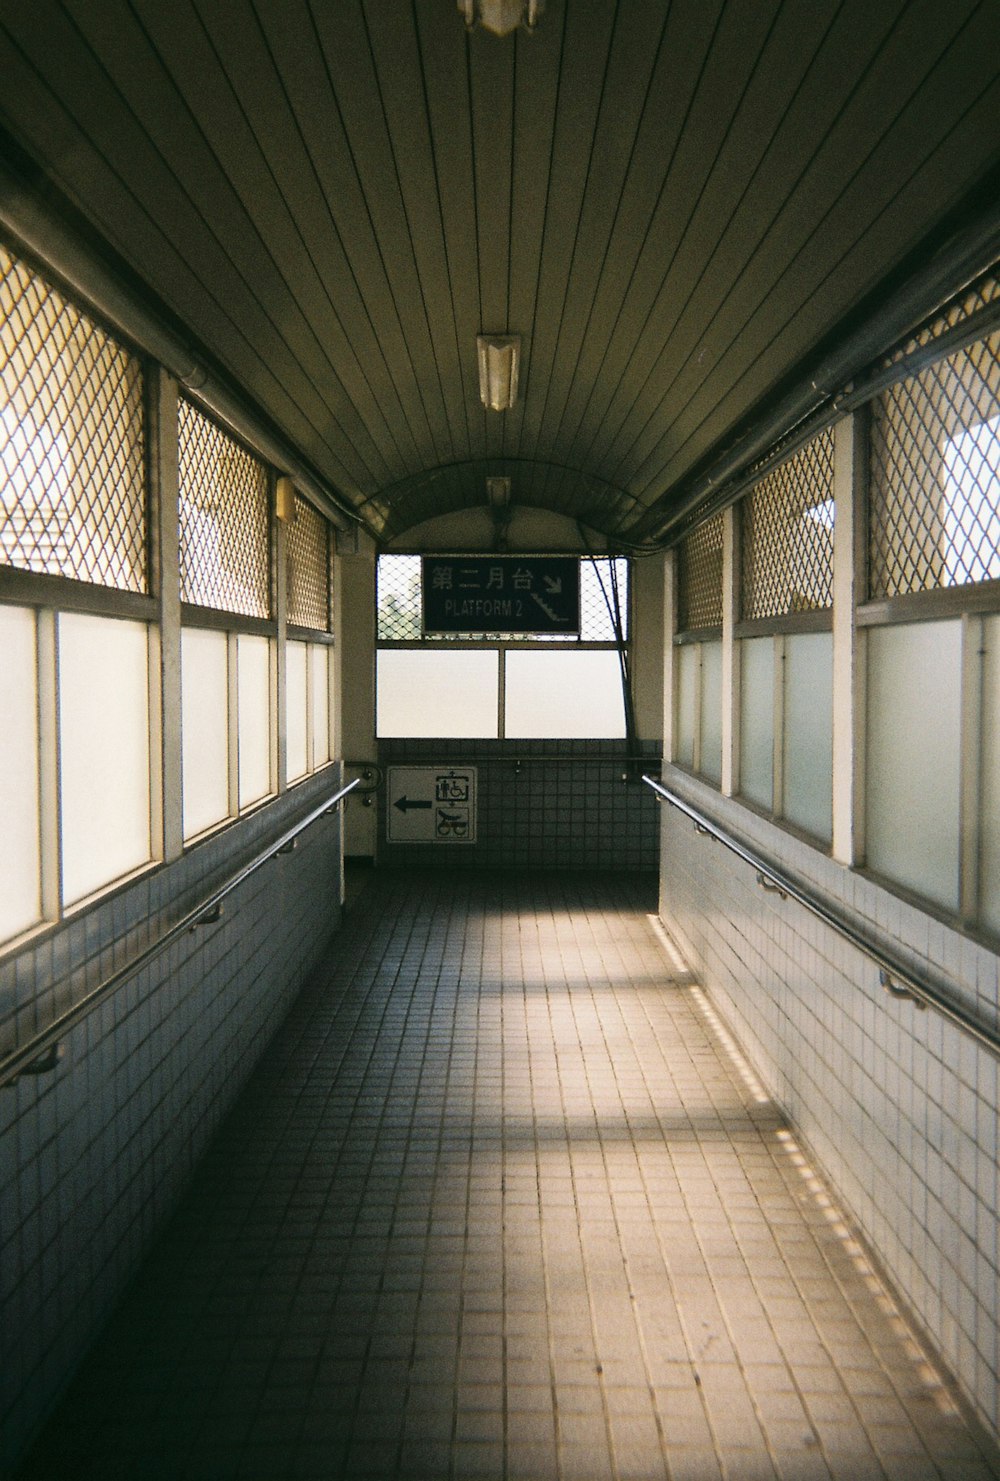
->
[375, 553, 632, 742]
[0, 245, 340, 953]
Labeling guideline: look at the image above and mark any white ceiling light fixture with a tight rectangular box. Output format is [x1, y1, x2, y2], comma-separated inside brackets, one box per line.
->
[486, 476, 513, 551]
[477, 333, 521, 411]
[458, 0, 543, 37]
[485, 476, 511, 508]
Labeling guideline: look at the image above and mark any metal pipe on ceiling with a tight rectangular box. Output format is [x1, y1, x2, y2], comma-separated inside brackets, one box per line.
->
[0, 158, 363, 534]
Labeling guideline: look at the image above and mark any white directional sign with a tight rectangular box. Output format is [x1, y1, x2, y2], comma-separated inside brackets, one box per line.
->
[387, 767, 477, 844]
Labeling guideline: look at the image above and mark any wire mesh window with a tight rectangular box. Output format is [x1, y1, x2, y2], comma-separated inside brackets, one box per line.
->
[676, 515, 723, 632]
[376, 555, 628, 642]
[0, 244, 147, 591]
[869, 330, 1000, 598]
[178, 399, 270, 618]
[741, 431, 835, 621]
[286, 493, 331, 631]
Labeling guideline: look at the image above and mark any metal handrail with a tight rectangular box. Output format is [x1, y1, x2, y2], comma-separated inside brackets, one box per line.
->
[1, 778, 362, 1089]
[642, 775, 1000, 1061]
[381, 753, 653, 767]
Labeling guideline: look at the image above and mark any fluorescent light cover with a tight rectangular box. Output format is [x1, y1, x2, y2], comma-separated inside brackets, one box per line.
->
[459, 0, 543, 36]
[477, 334, 520, 411]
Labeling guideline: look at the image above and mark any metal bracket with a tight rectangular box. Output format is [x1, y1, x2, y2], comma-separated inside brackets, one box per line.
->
[19, 1042, 64, 1077]
[275, 839, 297, 855]
[341, 764, 381, 810]
[189, 902, 223, 930]
[880, 969, 926, 1008]
[755, 872, 788, 900]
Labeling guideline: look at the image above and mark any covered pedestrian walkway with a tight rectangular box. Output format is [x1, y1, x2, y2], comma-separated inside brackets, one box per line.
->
[17, 870, 998, 1481]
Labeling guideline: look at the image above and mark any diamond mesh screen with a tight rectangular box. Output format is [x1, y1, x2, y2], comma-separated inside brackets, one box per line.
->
[286, 494, 330, 630]
[581, 558, 629, 642]
[376, 555, 628, 641]
[677, 515, 723, 631]
[378, 555, 421, 639]
[0, 245, 147, 590]
[741, 431, 835, 620]
[178, 398, 270, 617]
[869, 330, 1000, 597]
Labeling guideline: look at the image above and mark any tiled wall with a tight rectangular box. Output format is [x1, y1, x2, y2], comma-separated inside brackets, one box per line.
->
[377, 740, 661, 873]
[0, 768, 345, 1470]
[657, 767, 1000, 1445]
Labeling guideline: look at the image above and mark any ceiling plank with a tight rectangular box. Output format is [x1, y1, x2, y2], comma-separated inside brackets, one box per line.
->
[309, 0, 456, 471]
[513, 0, 619, 465]
[0, 4, 372, 499]
[618, 0, 1000, 509]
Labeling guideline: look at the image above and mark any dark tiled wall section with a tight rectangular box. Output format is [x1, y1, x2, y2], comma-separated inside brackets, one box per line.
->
[0, 769, 345, 1471]
[377, 740, 660, 872]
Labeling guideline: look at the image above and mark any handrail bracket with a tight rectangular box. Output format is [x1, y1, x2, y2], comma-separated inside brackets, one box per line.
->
[642, 774, 996, 1058]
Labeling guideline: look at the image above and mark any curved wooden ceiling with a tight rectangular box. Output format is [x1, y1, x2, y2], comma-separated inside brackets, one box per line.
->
[0, 0, 998, 546]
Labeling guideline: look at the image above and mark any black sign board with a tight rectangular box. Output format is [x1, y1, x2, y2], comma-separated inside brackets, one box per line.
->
[421, 556, 580, 635]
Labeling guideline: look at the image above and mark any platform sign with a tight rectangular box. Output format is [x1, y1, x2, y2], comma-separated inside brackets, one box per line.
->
[387, 767, 477, 844]
[421, 556, 580, 635]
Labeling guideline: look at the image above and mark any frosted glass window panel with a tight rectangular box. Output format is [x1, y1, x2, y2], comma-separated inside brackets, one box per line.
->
[505, 651, 626, 739]
[981, 617, 1000, 934]
[181, 628, 230, 839]
[675, 643, 697, 767]
[286, 641, 308, 782]
[740, 637, 774, 811]
[0, 605, 41, 940]
[700, 642, 723, 783]
[237, 635, 272, 807]
[310, 644, 331, 765]
[867, 620, 962, 910]
[377, 650, 499, 738]
[59, 614, 151, 906]
[782, 633, 833, 841]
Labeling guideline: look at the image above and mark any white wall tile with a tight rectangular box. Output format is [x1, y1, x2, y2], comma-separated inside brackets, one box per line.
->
[657, 771, 1000, 1446]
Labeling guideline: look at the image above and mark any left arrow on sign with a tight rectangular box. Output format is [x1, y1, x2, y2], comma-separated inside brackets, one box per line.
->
[394, 796, 433, 813]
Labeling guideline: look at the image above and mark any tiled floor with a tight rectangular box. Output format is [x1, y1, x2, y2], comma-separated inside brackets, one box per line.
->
[18, 870, 999, 1480]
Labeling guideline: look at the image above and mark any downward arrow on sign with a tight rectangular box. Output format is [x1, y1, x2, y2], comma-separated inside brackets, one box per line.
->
[394, 796, 433, 813]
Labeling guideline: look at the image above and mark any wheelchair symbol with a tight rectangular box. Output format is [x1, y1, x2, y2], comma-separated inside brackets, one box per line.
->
[436, 772, 470, 803]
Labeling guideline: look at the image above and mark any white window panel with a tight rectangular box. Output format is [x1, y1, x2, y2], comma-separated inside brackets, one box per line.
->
[740, 636, 774, 811]
[867, 620, 962, 910]
[675, 644, 697, 767]
[700, 641, 723, 783]
[286, 641, 308, 782]
[181, 627, 230, 839]
[0, 605, 41, 941]
[237, 634, 272, 808]
[504, 651, 625, 739]
[783, 632, 833, 842]
[981, 616, 1000, 934]
[310, 644, 331, 765]
[59, 613, 151, 906]
[376, 650, 499, 738]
